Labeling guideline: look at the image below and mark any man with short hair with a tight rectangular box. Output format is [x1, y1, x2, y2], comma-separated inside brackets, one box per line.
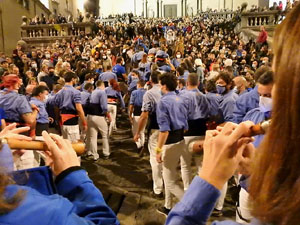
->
[98, 65, 117, 86]
[86, 80, 111, 160]
[54, 72, 87, 143]
[113, 57, 127, 82]
[134, 71, 163, 199]
[156, 73, 188, 216]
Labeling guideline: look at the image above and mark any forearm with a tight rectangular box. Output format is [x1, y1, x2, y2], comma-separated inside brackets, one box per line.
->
[129, 105, 134, 118]
[157, 131, 169, 149]
[76, 104, 87, 124]
[136, 113, 148, 134]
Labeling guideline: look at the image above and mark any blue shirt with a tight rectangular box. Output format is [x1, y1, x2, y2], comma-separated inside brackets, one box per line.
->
[233, 86, 259, 124]
[179, 89, 210, 120]
[112, 64, 126, 81]
[46, 92, 56, 120]
[179, 70, 189, 81]
[30, 97, 49, 124]
[0, 108, 6, 126]
[219, 90, 239, 122]
[128, 75, 139, 92]
[166, 176, 263, 225]
[142, 84, 161, 114]
[0, 168, 120, 225]
[157, 91, 188, 132]
[105, 87, 125, 108]
[98, 71, 117, 82]
[90, 88, 108, 113]
[0, 89, 32, 122]
[130, 88, 146, 107]
[54, 85, 81, 112]
[81, 90, 91, 106]
[206, 92, 222, 117]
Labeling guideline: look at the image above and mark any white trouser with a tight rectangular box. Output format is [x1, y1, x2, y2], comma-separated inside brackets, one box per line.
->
[215, 182, 228, 210]
[162, 140, 185, 209]
[236, 188, 252, 224]
[14, 150, 40, 170]
[86, 115, 110, 159]
[61, 125, 80, 143]
[180, 136, 200, 191]
[108, 104, 117, 136]
[132, 116, 145, 148]
[148, 129, 163, 194]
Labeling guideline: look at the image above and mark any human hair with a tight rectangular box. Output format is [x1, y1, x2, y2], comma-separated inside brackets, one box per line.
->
[116, 57, 123, 64]
[257, 71, 274, 85]
[187, 73, 199, 86]
[178, 78, 186, 87]
[253, 65, 270, 82]
[249, 5, 300, 225]
[176, 66, 184, 76]
[106, 65, 112, 70]
[0, 171, 24, 214]
[150, 71, 160, 84]
[31, 85, 49, 97]
[0, 74, 21, 89]
[84, 82, 93, 91]
[109, 79, 120, 92]
[216, 71, 233, 88]
[137, 80, 145, 87]
[131, 70, 141, 79]
[64, 72, 77, 82]
[84, 73, 94, 81]
[205, 79, 217, 93]
[159, 72, 177, 91]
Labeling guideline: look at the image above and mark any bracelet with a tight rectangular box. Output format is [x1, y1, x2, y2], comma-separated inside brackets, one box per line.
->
[155, 147, 163, 154]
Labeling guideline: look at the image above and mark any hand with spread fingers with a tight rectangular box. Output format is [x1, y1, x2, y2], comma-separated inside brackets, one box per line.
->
[0, 123, 32, 141]
[42, 131, 80, 176]
[199, 121, 255, 190]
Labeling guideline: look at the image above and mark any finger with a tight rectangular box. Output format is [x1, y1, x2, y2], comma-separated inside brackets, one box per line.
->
[221, 122, 238, 136]
[9, 134, 32, 141]
[2, 123, 17, 132]
[216, 126, 223, 132]
[11, 126, 30, 134]
[49, 134, 69, 151]
[229, 121, 255, 144]
[42, 131, 61, 157]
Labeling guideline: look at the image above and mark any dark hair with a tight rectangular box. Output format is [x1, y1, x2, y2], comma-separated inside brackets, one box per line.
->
[106, 65, 112, 70]
[159, 72, 178, 91]
[187, 73, 199, 86]
[64, 72, 78, 82]
[176, 66, 185, 76]
[178, 78, 186, 87]
[205, 79, 217, 93]
[31, 85, 49, 97]
[131, 70, 141, 79]
[137, 80, 145, 87]
[254, 66, 271, 82]
[84, 73, 94, 81]
[216, 71, 233, 87]
[150, 71, 160, 84]
[257, 71, 274, 85]
[116, 57, 123, 64]
[84, 82, 93, 91]
[109, 79, 120, 92]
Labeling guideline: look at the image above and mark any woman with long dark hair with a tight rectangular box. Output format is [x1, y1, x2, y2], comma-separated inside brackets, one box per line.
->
[166, 4, 300, 225]
[105, 79, 125, 136]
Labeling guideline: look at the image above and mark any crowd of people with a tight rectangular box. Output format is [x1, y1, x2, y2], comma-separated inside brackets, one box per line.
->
[0, 2, 300, 225]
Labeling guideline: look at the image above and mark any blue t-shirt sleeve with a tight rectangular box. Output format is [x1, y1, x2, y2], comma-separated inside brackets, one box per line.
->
[17, 96, 32, 115]
[73, 90, 81, 104]
[157, 100, 171, 132]
[130, 92, 136, 105]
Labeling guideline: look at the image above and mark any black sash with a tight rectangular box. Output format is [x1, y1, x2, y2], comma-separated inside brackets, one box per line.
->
[133, 106, 142, 116]
[87, 103, 104, 116]
[184, 118, 207, 137]
[166, 129, 184, 145]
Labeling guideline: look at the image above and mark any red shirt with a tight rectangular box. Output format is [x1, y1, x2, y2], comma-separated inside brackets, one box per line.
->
[257, 30, 268, 44]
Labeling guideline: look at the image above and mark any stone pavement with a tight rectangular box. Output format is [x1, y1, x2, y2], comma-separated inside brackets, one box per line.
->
[81, 114, 236, 225]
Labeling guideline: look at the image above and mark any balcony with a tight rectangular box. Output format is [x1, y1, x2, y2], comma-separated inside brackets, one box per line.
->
[198, 11, 238, 20]
[20, 22, 94, 45]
